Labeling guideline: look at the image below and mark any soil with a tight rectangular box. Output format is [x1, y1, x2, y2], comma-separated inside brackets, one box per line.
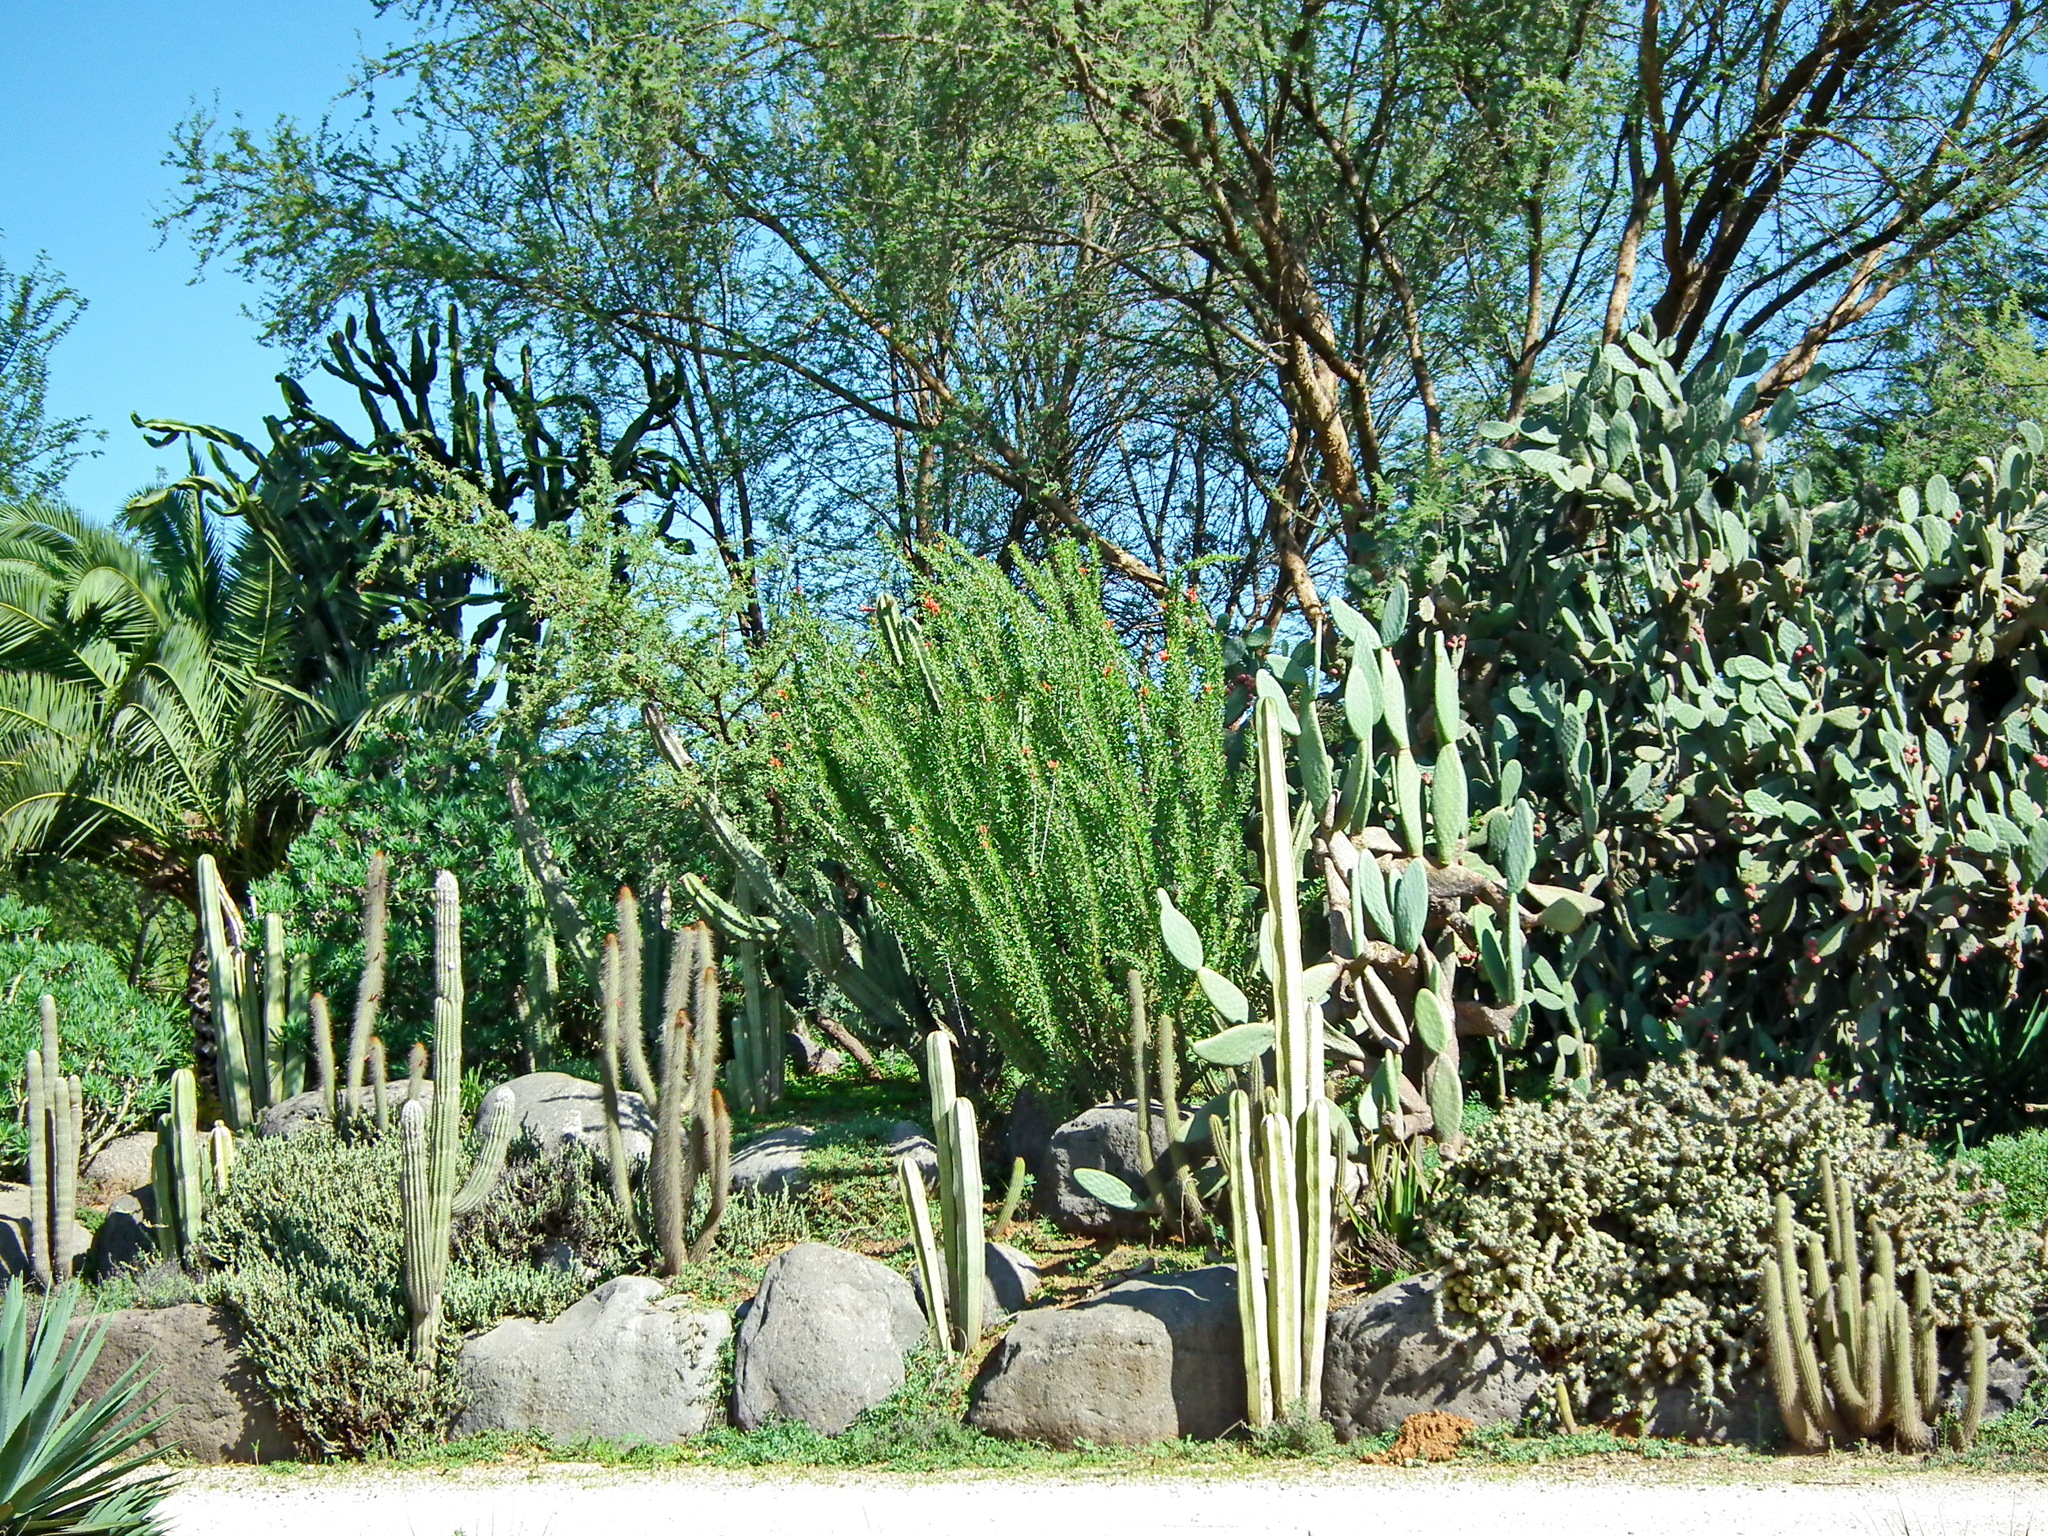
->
[1369, 1411, 1476, 1463]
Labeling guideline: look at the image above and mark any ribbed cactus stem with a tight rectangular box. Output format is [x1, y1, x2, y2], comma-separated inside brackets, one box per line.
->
[311, 993, 336, 1121]
[209, 1121, 236, 1193]
[283, 951, 311, 1100]
[261, 912, 287, 1109]
[26, 995, 79, 1292]
[900, 1150, 950, 1350]
[398, 1099, 440, 1366]
[616, 887, 659, 1105]
[370, 1036, 390, 1134]
[406, 1041, 429, 1105]
[685, 942, 729, 1264]
[651, 935, 690, 1276]
[345, 851, 390, 1130]
[451, 1086, 517, 1217]
[597, 935, 638, 1221]
[198, 855, 253, 1130]
[691, 1090, 731, 1264]
[153, 1067, 206, 1262]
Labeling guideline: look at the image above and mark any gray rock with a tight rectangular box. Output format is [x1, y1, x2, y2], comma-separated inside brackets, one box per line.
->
[969, 1266, 1244, 1446]
[1321, 1272, 1545, 1441]
[257, 1082, 433, 1139]
[82, 1132, 157, 1202]
[884, 1122, 940, 1187]
[914, 1241, 1043, 1324]
[456, 1276, 729, 1444]
[729, 1126, 817, 1195]
[75, 1304, 296, 1464]
[491, 1072, 653, 1164]
[734, 1243, 928, 1434]
[88, 1190, 159, 1279]
[0, 1184, 90, 1280]
[1046, 1102, 1170, 1236]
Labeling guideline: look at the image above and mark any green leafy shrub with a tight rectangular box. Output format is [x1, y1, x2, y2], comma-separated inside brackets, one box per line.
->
[1422, 332, 2048, 1120]
[770, 543, 1253, 1109]
[1964, 1128, 2048, 1230]
[203, 1126, 626, 1457]
[0, 896, 186, 1166]
[1432, 1058, 2041, 1425]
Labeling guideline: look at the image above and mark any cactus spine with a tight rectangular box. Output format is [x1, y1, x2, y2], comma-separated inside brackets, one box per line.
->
[1759, 1156, 1980, 1451]
[398, 872, 516, 1370]
[25, 996, 81, 1290]
[899, 1030, 984, 1353]
[633, 919, 732, 1274]
[151, 1067, 210, 1263]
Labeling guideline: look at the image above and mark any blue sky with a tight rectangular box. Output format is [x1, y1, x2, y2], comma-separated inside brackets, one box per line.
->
[0, 2, 403, 515]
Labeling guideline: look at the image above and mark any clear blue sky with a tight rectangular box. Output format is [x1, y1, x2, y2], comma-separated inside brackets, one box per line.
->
[0, 2, 403, 516]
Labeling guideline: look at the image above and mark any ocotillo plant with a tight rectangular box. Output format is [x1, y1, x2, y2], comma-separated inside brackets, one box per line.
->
[397, 872, 517, 1371]
[25, 996, 81, 1291]
[897, 1030, 984, 1353]
[1759, 1156, 1983, 1451]
[151, 1068, 207, 1263]
[1169, 692, 1337, 1428]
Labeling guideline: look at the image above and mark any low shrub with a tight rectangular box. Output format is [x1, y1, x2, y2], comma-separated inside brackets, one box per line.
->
[202, 1126, 636, 1457]
[1964, 1129, 2048, 1232]
[1431, 1058, 2041, 1427]
[0, 896, 186, 1166]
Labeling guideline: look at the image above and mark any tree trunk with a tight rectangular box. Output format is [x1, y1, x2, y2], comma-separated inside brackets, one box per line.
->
[186, 922, 216, 1090]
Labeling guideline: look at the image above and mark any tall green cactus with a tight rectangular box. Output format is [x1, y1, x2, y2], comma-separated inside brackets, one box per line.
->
[151, 1067, 211, 1264]
[341, 851, 390, 1133]
[398, 871, 517, 1370]
[25, 996, 80, 1291]
[727, 883, 784, 1116]
[898, 1029, 984, 1353]
[1759, 1155, 1983, 1451]
[197, 852, 319, 1131]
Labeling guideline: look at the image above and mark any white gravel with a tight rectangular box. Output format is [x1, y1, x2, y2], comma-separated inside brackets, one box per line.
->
[163, 1463, 2048, 1536]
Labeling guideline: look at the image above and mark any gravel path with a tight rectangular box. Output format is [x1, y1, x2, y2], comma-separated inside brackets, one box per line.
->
[163, 1463, 2048, 1536]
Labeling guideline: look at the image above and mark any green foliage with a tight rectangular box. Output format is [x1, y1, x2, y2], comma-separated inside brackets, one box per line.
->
[771, 543, 1253, 1108]
[1437, 333, 2048, 1116]
[1962, 1129, 2048, 1230]
[202, 1127, 615, 1457]
[0, 1280, 172, 1535]
[0, 898, 186, 1167]
[0, 244, 95, 500]
[253, 731, 692, 1075]
[1433, 1059, 2040, 1429]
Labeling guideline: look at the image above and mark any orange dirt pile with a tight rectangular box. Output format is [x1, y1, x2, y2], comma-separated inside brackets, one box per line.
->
[1367, 1410, 1476, 1464]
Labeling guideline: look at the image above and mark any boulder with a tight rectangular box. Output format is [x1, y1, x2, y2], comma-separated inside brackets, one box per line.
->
[82, 1132, 158, 1203]
[0, 1183, 90, 1281]
[729, 1126, 817, 1195]
[1045, 1102, 1171, 1236]
[969, 1266, 1244, 1446]
[734, 1243, 928, 1434]
[914, 1241, 1043, 1324]
[75, 1304, 296, 1464]
[455, 1276, 729, 1444]
[489, 1072, 654, 1164]
[884, 1122, 940, 1187]
[257, 1082, 432, 1139]
[1321, 1272, 1545, 1441]
[88, 1190, 159, 1279]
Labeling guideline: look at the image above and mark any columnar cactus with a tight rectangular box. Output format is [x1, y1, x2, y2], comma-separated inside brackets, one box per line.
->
[398, 871, 516, 1370]
[198, 852, 319, 1131]
[151, 1067, 208, 1263]
[727, 883, 784, 1116]
[341, 851, 390, 1133]
[25, 996, 81, 1291]
[898, 1029, 984, 1353]
[1759, 1156, 1985, 1452]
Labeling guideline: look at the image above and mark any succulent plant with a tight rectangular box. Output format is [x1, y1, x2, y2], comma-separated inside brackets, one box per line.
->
[198, 852, 318, 1131]
[898, 1028, 984, 1353]
[1759, 1155, 1986, 1452]
[24, 995, 80, 1290]
[397, 871, 515, 1370]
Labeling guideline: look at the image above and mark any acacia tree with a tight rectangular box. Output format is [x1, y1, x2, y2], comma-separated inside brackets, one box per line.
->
[169, 0, 2048, 617]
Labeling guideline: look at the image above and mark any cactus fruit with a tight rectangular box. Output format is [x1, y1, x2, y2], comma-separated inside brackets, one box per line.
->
[24, 996, 81, 1290]
[397, 872, 514, 1370]
[1759, 1156, 1985, 1451]
[897, 1030, 984, 1353]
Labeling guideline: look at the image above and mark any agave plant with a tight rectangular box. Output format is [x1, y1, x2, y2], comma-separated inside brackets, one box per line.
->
[0, 1279, 171, 1535]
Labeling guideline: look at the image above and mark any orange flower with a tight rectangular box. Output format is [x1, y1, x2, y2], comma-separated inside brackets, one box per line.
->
[769, 756, 784, 769]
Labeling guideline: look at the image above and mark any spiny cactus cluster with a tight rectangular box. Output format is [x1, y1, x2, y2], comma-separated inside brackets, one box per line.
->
[1760, 1156, 1988, 1451]
[151, 1067, 234, 1264]
[1435, 329, 2048, 1100]
[24, 996, 80, 1290]
[1430, 1058, 2039, 1427]
[398, 872, 515, 1370]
